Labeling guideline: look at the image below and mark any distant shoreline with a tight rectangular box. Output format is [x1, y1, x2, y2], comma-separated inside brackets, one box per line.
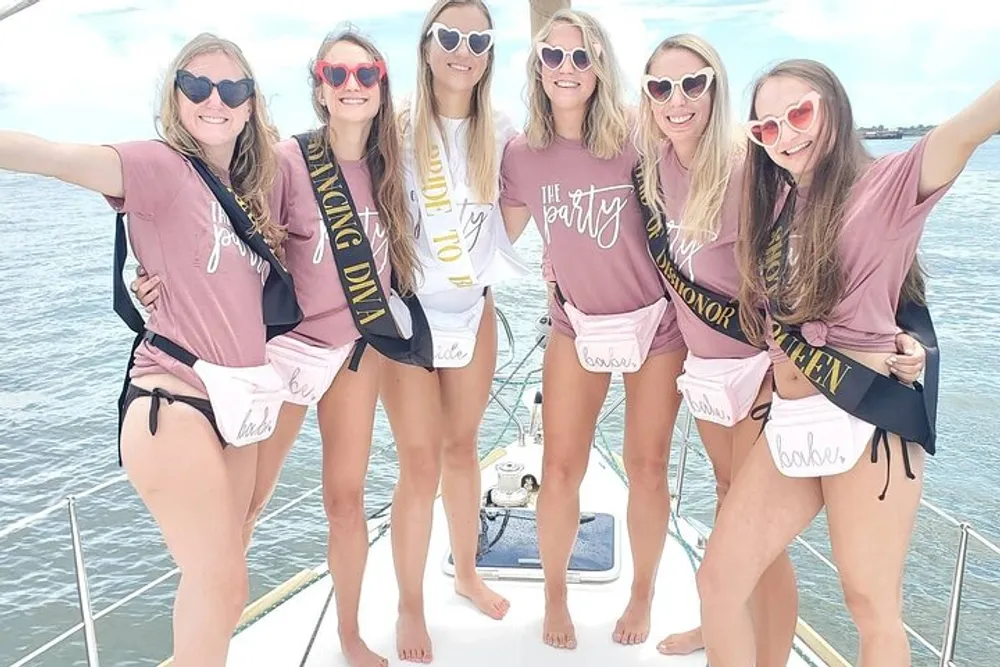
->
[860, 125, 1000, 140]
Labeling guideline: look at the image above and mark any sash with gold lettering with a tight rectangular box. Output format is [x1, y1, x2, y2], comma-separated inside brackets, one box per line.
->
[763, 187, 938, 452]
[632, 163, 756, 347]
[412, 107, 479, 291]
[294, 131, 434, 371]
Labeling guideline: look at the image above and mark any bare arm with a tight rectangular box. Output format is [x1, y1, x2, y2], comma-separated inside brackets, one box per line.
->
[501, 203, 532, 243]
[0, 130, 124, 198]
[919, 79, 1000, 199]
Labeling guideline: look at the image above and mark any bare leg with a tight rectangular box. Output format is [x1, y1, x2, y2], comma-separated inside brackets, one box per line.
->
[241, 401, 308, 550]
[317, 347, 388, 667]
[121, 389, 257, 666]
[823, 435, 925, 666]
[382, 358, 443, 663]
[537, 329, 610, 649]
[613, 347, 684, 645]
[438, 294, 510, 619]
[697, 437, 824, 667]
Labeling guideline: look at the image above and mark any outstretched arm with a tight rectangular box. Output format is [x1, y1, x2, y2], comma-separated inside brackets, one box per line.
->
[919, 80, 1000, 199]
[0, 131, 124, 198]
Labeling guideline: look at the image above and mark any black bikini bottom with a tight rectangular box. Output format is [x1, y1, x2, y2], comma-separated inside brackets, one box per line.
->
[120, 383, 227, 461]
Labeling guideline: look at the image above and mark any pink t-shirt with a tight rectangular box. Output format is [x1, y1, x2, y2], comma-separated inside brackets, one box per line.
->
[274, 137, 392, 349]
[768, 134, 954, 362]
[658, 143, 759, 359]
[106, 140, 270, 393]
[501, 134, 682, 354]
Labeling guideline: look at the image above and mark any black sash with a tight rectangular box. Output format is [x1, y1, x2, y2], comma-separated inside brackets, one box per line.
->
[632, 163, 757, 347]
[763, 187, 939, 454]
[293, 131, 434, 371]
[112, 151, 303, 462]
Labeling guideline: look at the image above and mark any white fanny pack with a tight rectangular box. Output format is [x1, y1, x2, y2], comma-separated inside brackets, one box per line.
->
[676, 351, 772, 427]
[425, 294, 486, 369]
[266, 334, 353, 406]
[191, 359, 288, 447]
[765, 391, 877, 478]
[562, 297, 668, 374]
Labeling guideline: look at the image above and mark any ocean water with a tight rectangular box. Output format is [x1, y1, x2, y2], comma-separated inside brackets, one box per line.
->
[1, 137, 998, 667]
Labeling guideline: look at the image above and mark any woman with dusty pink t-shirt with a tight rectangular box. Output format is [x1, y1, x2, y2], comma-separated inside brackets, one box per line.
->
[0, 34, 295, 666]
[501, 9, 685, 650]
[136, 30, 426, 667]
[695, 60, 1000, 667]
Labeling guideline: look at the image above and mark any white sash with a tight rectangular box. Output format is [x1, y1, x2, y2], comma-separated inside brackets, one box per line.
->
[412, 99, 479, 291]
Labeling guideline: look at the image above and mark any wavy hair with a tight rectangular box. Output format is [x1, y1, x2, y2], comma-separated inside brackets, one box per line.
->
[157, 32, 284, 256]
[525, 9, 630, 159]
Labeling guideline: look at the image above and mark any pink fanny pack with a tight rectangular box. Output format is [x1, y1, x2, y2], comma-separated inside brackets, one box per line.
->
[563, 297, 668, 374]
[676, 351, 771, 427]
[192, 360, 287, 447]
[266, 334, 353, 406]
[765, 392, 877, 478]
[424, 295, 487, 369]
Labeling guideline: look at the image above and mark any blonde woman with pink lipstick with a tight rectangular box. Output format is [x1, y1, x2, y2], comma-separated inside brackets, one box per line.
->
[502, 9, 686, 650]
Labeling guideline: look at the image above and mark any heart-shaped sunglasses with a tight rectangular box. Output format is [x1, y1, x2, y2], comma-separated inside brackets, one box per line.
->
[314, 60, 386, 89]
[175, 69, 255, 108]
[641, 67, 714, 104]
[745, 91, 821, 148]
[427, 22, 494, 56]
[536, 42, 594, 72]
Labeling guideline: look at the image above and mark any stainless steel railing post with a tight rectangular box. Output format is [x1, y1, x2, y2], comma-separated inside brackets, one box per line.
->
[939, 522, 970, 667]
[672, 411, 693, 515]
[68, 496, 101, 666]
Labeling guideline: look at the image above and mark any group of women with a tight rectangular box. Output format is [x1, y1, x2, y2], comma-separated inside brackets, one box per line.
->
[1, 1, 997, 666]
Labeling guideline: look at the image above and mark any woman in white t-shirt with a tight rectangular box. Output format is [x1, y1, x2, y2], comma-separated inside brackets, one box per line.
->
[381, 0, 529, 662]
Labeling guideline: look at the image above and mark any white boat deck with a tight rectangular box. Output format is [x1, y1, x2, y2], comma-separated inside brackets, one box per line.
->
[219, 442, 833, 667]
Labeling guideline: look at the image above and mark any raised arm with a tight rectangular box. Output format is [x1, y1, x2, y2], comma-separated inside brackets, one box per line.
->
[0, 130, 124, 198]
[919, 79, 1000, 199]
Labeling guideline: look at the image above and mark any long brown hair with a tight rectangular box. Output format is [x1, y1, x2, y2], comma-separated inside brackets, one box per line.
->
[405, 0, 498, 203]
[158, 32, 285, 256]
[736, 58, 926, 345]
[309, 29, 421, 294]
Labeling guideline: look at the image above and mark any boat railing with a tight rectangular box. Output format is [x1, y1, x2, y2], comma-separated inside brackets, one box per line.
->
[1, 307, 997, 667]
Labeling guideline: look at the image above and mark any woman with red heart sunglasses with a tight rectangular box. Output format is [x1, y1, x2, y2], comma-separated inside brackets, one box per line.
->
[501, 8, 687, 651]
[382, 0, 529, 662]
[636, 36, 933, 666]
[0, 33, 291, 666]
[132, 27, 424, 667]
[695, 60, 1000, 667]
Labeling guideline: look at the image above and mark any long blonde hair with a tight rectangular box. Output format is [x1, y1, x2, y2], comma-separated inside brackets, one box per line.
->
[635, 34, 741, 243]
[404, 0, 498, 203]
[525, 9, 630, 159]
[157, 33, 284, 256]
[309, 29, 421, 294]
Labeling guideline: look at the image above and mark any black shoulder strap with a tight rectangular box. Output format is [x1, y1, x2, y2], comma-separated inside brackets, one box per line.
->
[633, 162, 756, 347]
[762, 187, 938, 452]
[293, 131, 434, 370]
[187, 155, 301, 340]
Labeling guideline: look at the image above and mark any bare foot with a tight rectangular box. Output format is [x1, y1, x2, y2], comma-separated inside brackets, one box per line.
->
[396, 610, 433, 663]
[342, 635, 389, 667]
[455, 575, 510, 619]
[656, 626, 704, 655]
[542, 597, 577, 649]
[613, 594, 652, 645]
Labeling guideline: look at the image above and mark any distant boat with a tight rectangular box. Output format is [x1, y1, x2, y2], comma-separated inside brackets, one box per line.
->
[862, 129, 904, 140]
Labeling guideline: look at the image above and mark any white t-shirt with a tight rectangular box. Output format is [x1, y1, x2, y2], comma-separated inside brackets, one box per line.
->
[404, 109, 528, 314]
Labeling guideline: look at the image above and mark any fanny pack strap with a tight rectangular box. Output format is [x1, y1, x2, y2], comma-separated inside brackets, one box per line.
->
[761, 185, 939, 457]
[293, 131, 434, 371]
[632, 162, 756, 347]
